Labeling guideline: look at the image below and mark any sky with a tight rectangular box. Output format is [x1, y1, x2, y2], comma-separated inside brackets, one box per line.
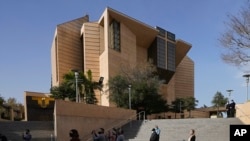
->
[0, 0, 249, 107]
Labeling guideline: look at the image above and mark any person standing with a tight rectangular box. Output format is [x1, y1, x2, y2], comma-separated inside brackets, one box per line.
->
[230, 100, 236, 117]
[23, 129, 32, 141]
[154, 125, 160, 141]
[150, 128, 157, 141]
[188, 129, 196, 141]
[226, 101, 231, 118]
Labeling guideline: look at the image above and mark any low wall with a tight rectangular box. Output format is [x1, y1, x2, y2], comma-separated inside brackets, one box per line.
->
[147, 110, 210, 119]
[236, 102, 250, 124]
[54, 100, 136, 141]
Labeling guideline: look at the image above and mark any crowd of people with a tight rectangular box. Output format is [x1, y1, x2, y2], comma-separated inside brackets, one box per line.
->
[91, 127, 124, 141]
[69, 127, 125, 141]
[226, 100, 236, 118]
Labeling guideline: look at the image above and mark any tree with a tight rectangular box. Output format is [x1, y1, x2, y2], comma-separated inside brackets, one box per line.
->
[219, 1, 250, 67]
[50, 70, 98, 104]
[183, 97, 199, 118]
[211, 91, 228, 117]
[1, 97, 23, 120]
[170, 98, 184, 119]
[211, 91, 228, 107]
[50, 82, 75, 100]
[108, 62, 168, 114]
[0, 94, 4, 106]
[0, 94, 5, 116]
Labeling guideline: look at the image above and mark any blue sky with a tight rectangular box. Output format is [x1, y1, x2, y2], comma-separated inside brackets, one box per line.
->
[0, 0, 249, 107]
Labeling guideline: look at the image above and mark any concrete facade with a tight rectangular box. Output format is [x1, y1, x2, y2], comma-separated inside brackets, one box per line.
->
[51, 7, 194, 106]
[54, 100, 136, 141]
[236, 101, 250, 124]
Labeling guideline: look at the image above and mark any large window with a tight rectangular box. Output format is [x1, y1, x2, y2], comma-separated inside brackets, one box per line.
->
[157, 38, 166, 69]
[156, 26, 166, 37]
[167, 31, 175, 42]
[109, 20, 121, 51]
[167, 41, 176, 71]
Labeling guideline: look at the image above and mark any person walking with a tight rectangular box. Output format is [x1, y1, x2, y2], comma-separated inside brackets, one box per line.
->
[188, 129, 196, 141]
[23, 129, 32, 141]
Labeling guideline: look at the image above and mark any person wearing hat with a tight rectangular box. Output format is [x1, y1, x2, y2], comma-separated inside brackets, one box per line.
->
[150, 128, 157, 141]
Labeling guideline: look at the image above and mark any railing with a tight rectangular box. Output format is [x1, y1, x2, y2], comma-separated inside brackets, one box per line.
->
[85, 111, 146, 141]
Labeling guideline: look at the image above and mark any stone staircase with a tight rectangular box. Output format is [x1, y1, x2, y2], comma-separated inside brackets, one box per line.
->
[0, 121, 54, 141]
[122, 118, 244, 141]
[0, 118, 244, 141]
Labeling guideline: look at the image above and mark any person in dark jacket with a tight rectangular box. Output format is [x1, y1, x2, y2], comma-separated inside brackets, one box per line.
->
[230, 100, 236, 117]
[150, 128, 157, 141]
[69, 129, 80, 141]
[188, 129, 196, 141]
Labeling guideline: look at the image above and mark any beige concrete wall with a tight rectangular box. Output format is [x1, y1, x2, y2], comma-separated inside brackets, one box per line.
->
[174, 56, 194, 98]
[108, 23, 137, 77]
[82, 22, 101, 81]
[160, 56, 194, 105]
[236, 102, 250, 124]
[148, 110, 209, 119]
[54, 100, 136, 141]
[51, 16, 89, 86]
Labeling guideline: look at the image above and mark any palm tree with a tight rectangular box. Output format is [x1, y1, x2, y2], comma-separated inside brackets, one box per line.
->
[50, 70, 99, 104]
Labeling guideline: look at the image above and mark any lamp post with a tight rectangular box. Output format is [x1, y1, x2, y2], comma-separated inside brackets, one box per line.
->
[128, 85, 131, 109]
[74, 71, 79, 103]
[243, 74, 250, 102]
[226, 89, 233, 101]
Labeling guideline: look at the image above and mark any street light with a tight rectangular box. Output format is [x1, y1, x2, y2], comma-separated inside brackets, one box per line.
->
[243, 74, 250, 102]
[74, 71, 79, 103]
[226, 89, 233, 101]
[128, 85, 131, 109]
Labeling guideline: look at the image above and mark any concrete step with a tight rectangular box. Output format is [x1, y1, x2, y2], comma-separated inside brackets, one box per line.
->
[122, 118, 243, 141]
